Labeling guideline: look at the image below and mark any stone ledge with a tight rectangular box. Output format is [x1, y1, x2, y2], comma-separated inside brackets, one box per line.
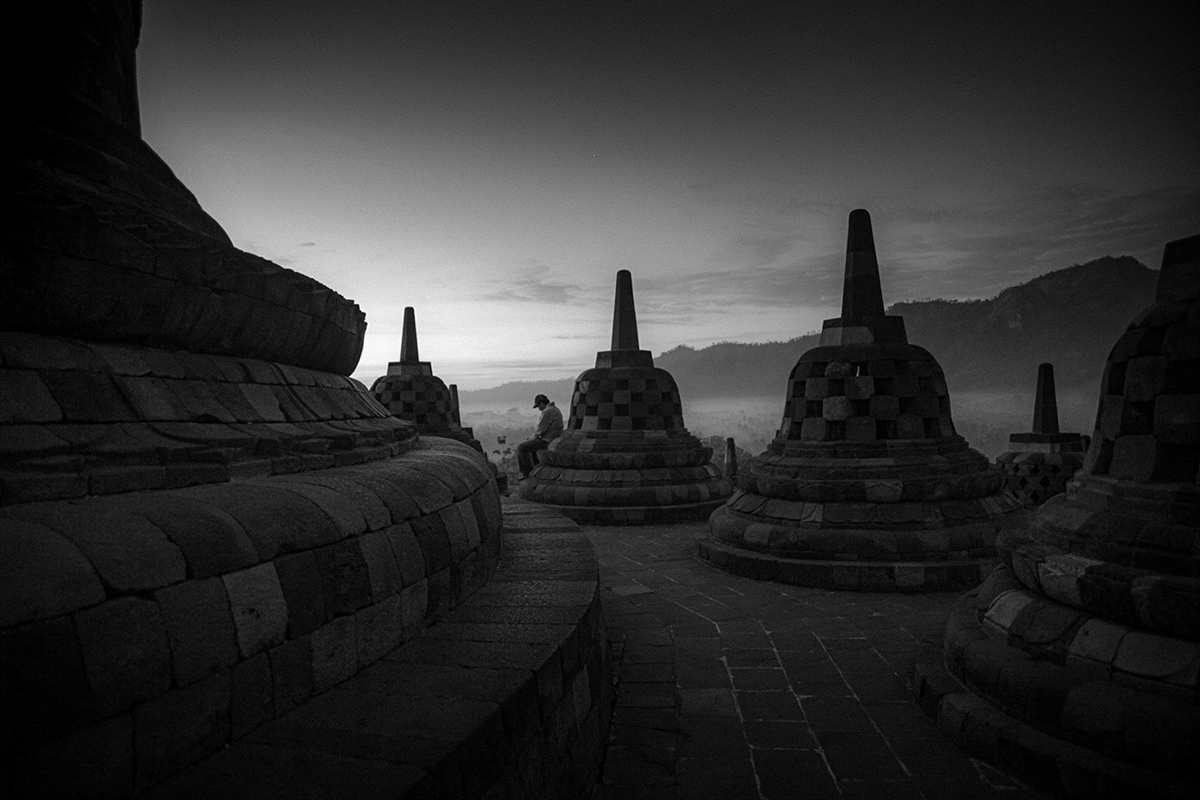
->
[911, 588, 1199, 799]
[697, 536, 997, 592]
[1, 438, 507, 797]
[136, 498, 612, 800]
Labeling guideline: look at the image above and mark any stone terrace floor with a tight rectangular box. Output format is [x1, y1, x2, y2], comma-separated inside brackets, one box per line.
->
[577, 518, 1050, 800]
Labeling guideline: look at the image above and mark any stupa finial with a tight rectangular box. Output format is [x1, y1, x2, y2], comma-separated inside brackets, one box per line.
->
[400, 307, 419, 363]
[841, 209, 886, 318]
[1031, 362, 1060, 434]
[611, 269, 640, 351]
[386, 306, 432, 376]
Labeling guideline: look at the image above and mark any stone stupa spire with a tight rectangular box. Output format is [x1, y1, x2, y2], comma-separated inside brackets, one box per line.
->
[611, 269, 640, 350]
[597, 270, 654, 369]
[820, 209, 907, 347]
[841, 208, 886, 318]
[1031, 362, 1060, 434]
[386, 306, 432, 376]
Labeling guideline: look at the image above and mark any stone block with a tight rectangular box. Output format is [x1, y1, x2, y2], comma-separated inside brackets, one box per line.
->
[822, 396, 854, 421]
[399, 578, 430, 636]
[231, 652, 274, 740]
[1123, 355, 1169, 402]
[20, 504, 187, 594]
[868, 395, 900, 419]
[222, 563, 288, 659]
[804, 378, 831, 400]
[1108, 435, 1159, 482]
[76, 597, 173, 717]
[0, 518, 105, 626]
[267, 480, 367, 539]
[843, 376, 874, 400]
[439, 505, 472, 561]
[893, 374, 920, 397]
[895, 414, 925, 439]
[313, 540, 372, 617]
[269, 637, 314, 717]
[356, 594, 403, 667]
[385, 522, 428, 585]
[0, 614, 94, 750]
[358, 531, 402, 602]
[311, 615, 357, 693]
[1154, 395, 1200, 443]
[273, 551, 328, 637]
[154, 577, 239, 688]
[1113, 631, 1200, 681]
[133, 670, 231, 789]
[845, 416, 877, 441]
[0, 368, 64, 423]
[177, 483, 340, 561]
[456, 498, 483, 550]
[411, 513, 453, 574]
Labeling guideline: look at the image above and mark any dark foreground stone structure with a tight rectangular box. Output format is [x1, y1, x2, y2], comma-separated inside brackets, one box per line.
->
[701, 210, 1025, 591]
[1, 2, 606, 796]
[518, 270, 732, 523]
[917, 234, 1200, 799]
[996, 362, 1087, 507]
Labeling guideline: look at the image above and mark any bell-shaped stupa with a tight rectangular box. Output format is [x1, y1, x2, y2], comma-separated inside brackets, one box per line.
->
[995, 363, 1087, 507]
[927, 234, 1200, 798]
[702, 210, 1025, 591]
[518, 270, 732, 523]
[371, 307, 484, 454]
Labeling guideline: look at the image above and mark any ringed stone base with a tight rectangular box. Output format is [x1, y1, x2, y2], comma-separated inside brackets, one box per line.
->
[698, 537, 996, 592]
[912, 565, 1199, 800]
[531, 497, 729, 526]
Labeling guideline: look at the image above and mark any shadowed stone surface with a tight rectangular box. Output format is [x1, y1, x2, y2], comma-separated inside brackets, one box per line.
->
[996, 363, 1087, 507]
[704, 210, 1024, 591]
[519, 270, 732, 523]
[926, 234, 1200, 800]
[1, 2, 515, 795]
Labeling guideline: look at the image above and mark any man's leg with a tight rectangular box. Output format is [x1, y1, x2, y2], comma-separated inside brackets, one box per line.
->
[517, 438, 542, 477]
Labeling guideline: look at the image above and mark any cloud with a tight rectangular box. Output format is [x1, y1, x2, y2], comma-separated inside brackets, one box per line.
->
[298, 241, 317, 247]
[881, 184, 1200, 300]
[476, 260, 590, 305]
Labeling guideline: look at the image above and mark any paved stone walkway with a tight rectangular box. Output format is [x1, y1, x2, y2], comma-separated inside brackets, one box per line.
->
[582, 520, 1049, 800]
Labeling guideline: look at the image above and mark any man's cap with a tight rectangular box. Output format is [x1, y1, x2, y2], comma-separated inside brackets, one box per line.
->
[533, 394, 549, 408]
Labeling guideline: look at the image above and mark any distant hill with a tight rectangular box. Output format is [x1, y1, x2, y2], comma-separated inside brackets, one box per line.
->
[460, 256, 1157, 407]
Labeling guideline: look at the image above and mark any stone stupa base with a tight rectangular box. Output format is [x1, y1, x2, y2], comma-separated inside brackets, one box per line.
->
[698, 536, 997, 592]
[914, 564, 1199, 799]
[702, 488, 1022, 591]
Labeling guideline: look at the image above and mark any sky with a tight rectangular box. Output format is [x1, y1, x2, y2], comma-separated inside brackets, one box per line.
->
[136, 0, 1199, 390]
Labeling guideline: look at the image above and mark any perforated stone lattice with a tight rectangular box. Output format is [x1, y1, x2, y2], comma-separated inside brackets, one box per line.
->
[777, 347, 955, 442]
[995, 452, 1082, 507]
[569, 371, 685, 432]
[371, 374, 457, 427]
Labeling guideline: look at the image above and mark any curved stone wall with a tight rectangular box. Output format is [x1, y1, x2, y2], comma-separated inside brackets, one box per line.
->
[0, 332, 414, 506]
[0, 437, 502, 796]
[6, 177, 365, 375]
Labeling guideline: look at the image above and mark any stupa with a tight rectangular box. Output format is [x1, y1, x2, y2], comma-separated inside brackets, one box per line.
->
[371, 307, 485, 455]
[701, 209, 1025, 591]
[518, 270, 732, 523]
[995, 362, 1087, 507]
[925, 234, 1200, 798]
[0, 2, 543, 793]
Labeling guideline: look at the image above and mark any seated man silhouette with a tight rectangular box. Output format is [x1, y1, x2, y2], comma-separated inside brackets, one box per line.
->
[517, 394, 563, 479]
